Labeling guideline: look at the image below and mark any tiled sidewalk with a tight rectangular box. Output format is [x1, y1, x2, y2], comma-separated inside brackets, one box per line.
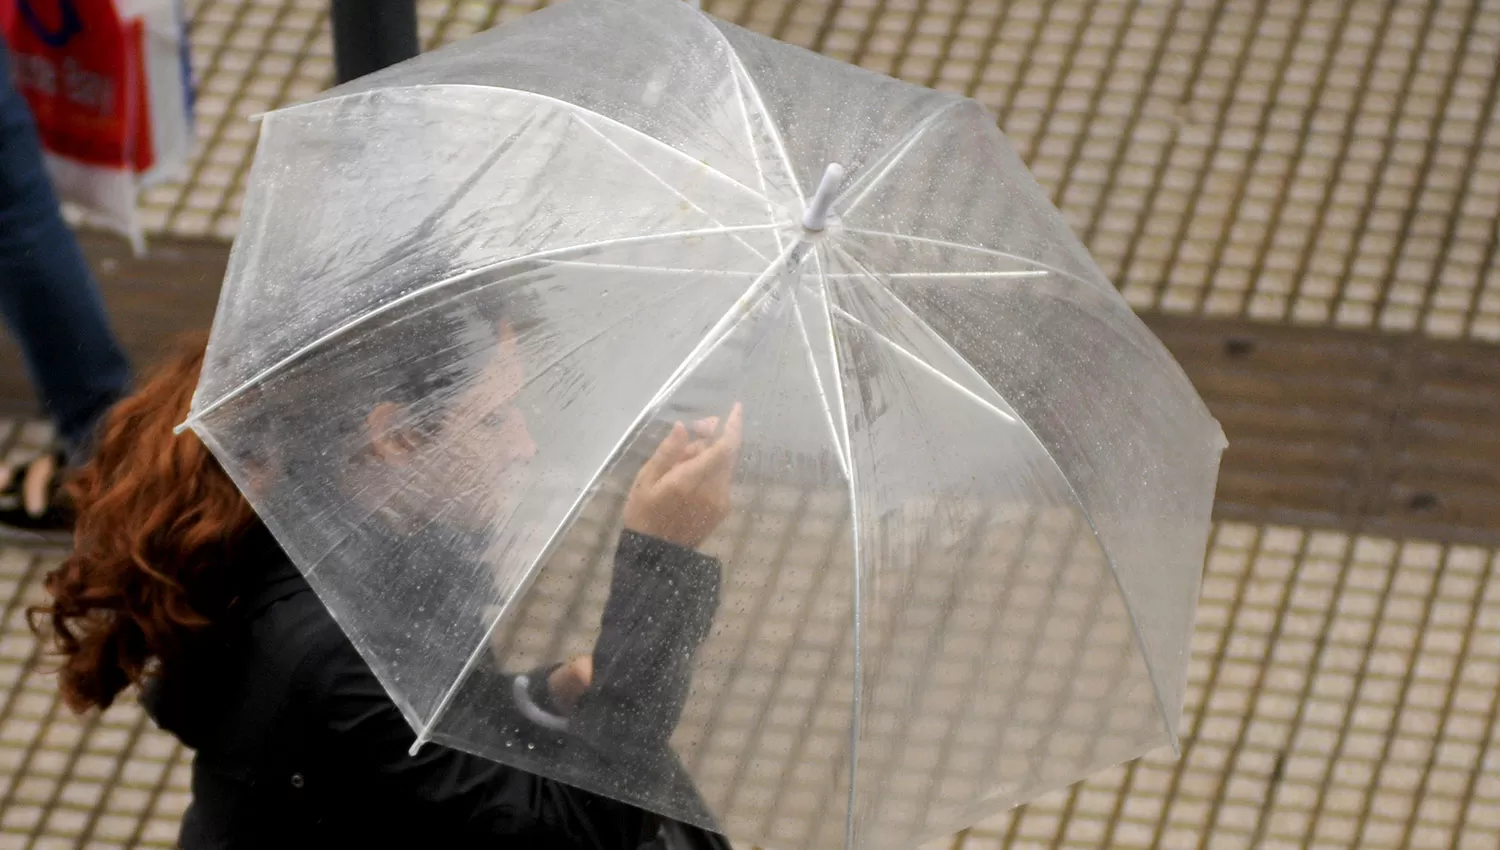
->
[0, 422, 190, 850]
[2, 0, 1498, 847]
[3, 522, 1498, 849]
[0, 414, 1496, 849]
[146, 0, 1500, 338]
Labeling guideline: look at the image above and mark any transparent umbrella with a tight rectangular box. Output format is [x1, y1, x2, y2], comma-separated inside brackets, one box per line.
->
[183, 0, 1226, 848]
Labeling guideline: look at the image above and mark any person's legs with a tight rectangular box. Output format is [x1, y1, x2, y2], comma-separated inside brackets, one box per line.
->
[0, 41, 131, 457]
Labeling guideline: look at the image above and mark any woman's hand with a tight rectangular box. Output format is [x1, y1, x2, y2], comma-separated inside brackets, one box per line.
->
[622, 403, 744, 550]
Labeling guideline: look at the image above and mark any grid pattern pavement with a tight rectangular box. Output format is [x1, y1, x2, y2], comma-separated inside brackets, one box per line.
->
[486, 479, 1160, 850]
[144, 0, 1500, 339]
[4, 0, 1499, 847]
[1, 409, 1498, 848]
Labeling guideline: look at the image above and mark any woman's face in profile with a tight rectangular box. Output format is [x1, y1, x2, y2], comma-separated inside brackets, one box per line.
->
[373, 318, 540, 533]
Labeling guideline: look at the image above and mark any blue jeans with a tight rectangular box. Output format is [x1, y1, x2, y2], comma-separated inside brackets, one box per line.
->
[0, 41, 130, 457]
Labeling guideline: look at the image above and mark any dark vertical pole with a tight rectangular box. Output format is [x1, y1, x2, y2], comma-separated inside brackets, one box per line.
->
[330, 0, 421, 84]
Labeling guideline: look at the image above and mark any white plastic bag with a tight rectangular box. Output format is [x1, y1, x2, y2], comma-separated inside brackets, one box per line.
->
[2, 0, 194, 254]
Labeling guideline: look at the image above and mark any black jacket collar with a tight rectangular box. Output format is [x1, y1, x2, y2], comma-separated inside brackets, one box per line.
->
[232, 526, 310, 617]
[240, 555, 308, 616]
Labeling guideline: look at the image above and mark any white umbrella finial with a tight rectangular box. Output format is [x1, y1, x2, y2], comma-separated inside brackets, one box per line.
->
[801, 162, 846, 231]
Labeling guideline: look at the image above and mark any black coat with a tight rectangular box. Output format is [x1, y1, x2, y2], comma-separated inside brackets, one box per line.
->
[143, 529, 730, 850]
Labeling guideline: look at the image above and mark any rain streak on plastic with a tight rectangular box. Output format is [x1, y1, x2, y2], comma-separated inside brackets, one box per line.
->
[184, 1, 1225, 848]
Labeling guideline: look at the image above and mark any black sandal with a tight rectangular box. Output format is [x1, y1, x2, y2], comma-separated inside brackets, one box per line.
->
[0, 449, 75, 545]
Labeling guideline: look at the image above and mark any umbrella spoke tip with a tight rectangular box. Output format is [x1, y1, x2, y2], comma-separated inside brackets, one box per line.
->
[802, 162, 846, 232]
[408, 729, 432, 757]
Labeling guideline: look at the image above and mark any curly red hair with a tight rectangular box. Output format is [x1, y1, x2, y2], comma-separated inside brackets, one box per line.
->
[30, 332, 264, 712]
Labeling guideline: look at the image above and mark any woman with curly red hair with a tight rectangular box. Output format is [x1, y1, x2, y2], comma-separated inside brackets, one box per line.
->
[31, 317, 742, 850]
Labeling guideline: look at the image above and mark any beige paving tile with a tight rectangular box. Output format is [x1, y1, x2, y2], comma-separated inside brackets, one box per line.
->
[131, 0, 1500, 340]
[7, 0, 1498, 844]
[0, 511, 1498, 848]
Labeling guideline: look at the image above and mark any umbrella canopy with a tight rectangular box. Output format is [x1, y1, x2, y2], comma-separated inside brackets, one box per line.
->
[184, 1, 1226, 848]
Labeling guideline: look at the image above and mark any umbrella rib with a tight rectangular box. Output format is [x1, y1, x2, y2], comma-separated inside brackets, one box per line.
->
[610, 0, 788, 233]
[542, 259, 764, 277]
[836, 99, 968, 220]
[841, 230, 1217, 423]
[182, 223, 783, 428]
[276, 84, 771, 209]
[413, 240, 801, 751]
[722, 47, 805, 208]
[828, 243, 1181, 752]
[826, 305, 1017, 425]
[724, 49, 789, 254]
[810, 246, 854, 484]
[811, 245, 866, 850]
[575, 116, 772, 263]
[255, 269, 716, 614]
[638, 238, 805, 410]
[316, 116, 538, 289]
[841, 228, 1102, 288]
[822, 270, 1048, 280]
[791, 297, 851, 483]
[336, 273, 715, 576]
